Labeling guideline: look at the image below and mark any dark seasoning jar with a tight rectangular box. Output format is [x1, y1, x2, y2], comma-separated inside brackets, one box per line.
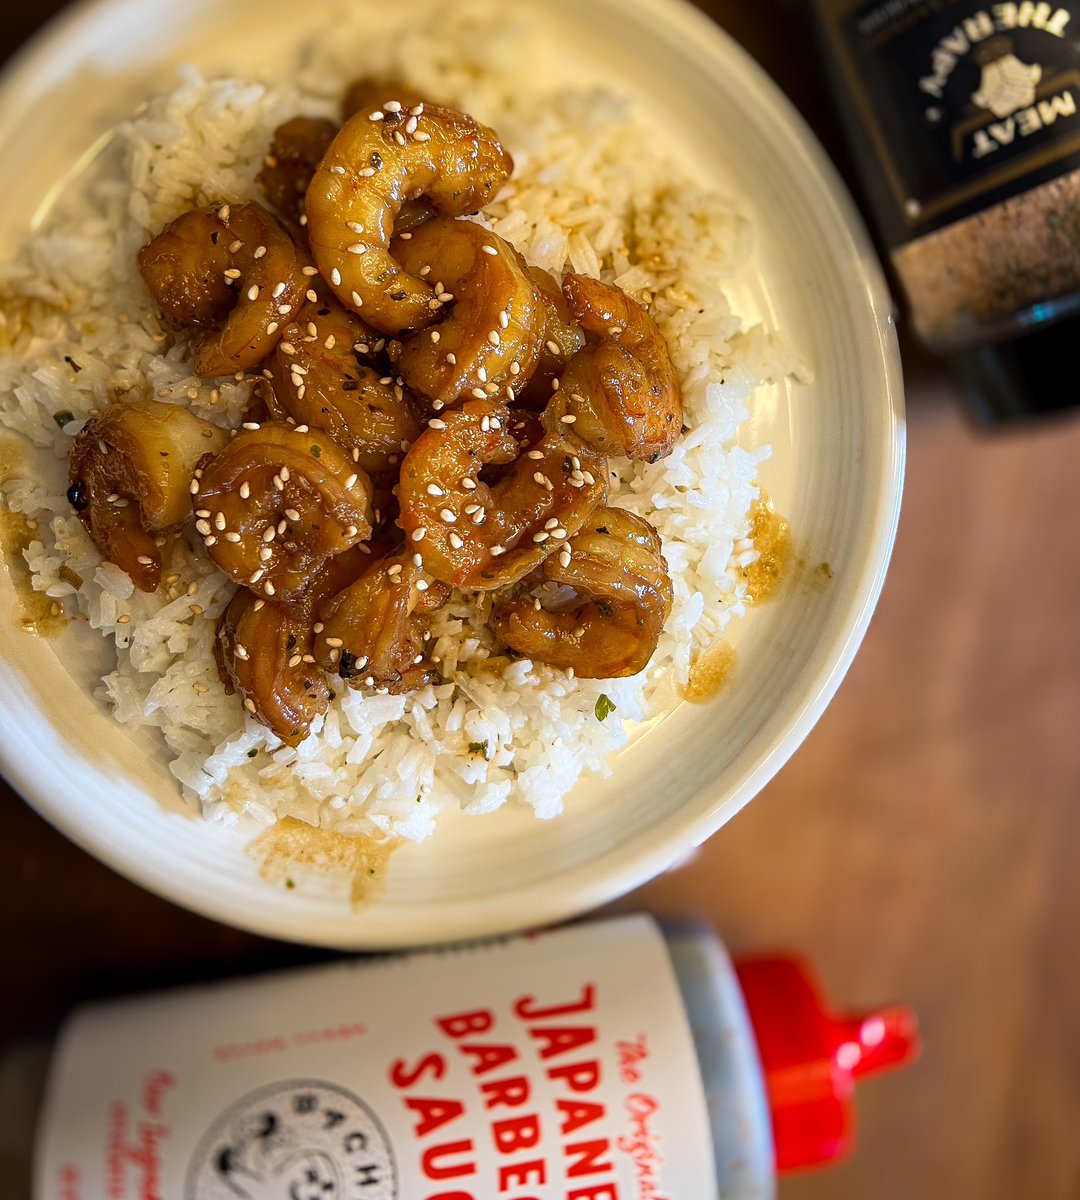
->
[810, 0, 1080, 421]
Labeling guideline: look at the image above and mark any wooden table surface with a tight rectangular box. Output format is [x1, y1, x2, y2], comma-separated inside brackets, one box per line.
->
[3, 3, 1079, 1198]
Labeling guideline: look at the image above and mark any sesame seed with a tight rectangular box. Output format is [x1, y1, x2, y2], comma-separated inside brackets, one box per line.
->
[478, 366, 488, 383]
[351, 291, 364, 307]
[430, 329, 441, 343]
[560, 413, 577, 424]
[499, 311, 510, 329]
[534, 598, 543, 611]
[117, 614, 131, 625]
[302, 265, 319, 276]
[472, 388, 488, 400]
[527, 450, 544, 460]
[253, 245, 267, 259]
[405, 115, 418, 134]
[266, 322, 279, 335]
[461, 477, 477, 490]
[359, 167, 376, 177]
[223, 268, 241, 280]
[510, 360, 521, 375]
[446, 353, 457, 365]
[325, 637, 344, 648]
[347, 221, 365, 234]
[329, 164, 346, 175]
[214, 511, 226, 530]
[384, 100, 402, 113]
[482, 244, 499, 256]
[243, 422, 261, 430]
[284, 508, 300, 522]
[264, 581, 276, 596]
[440, 508, 456, 523]
[414, 131, 431, 142]
[387, 564, 403, 576]
[488, 331, 501, 347]
[227, 532, 243, 543]
[330, 268, 342, 286]
[449, 532, 463, 549]
[438, 292, 453, 303]
[136, 554, 154, 565]
[262, 526, 276, 543]
[545, 517, 559, 530]
[190, 479, 200, 494]
[551, 378, 560, 391]
[369, 110, 385, 122]
[305, 289, 318, 303]
[347, 243, 368, 255]
[428, 418, 447, 430]
[244, 698, 257, 713]
[345, 473, 358, 489]
[532, 531, 549, 543]
[427, 484, 444, 496]
[471, 509, 485, 525]
[288, 654, 302, 668]
[491, 545, 505, 556]
[464, 503, 480, 514]
[280, 466, 291, 482]
[273, 476, 284, 492]
[247, 284, 260, 301]
[411, 527, 427, 541]
[345, 525, 358, 537]
[307, 322, 318, 337]
[204, 535, 217, 546]
[271, 282, 286, 300]
[399, 232, 413, 241]
[249, 569, 265, 583]
[259, 545, 272, 560]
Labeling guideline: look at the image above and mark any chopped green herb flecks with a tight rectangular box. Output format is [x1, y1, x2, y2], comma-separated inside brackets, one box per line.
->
[52, 410, 75, 428]
[468, 741, 489, 757]
[595, 694, 616, 722]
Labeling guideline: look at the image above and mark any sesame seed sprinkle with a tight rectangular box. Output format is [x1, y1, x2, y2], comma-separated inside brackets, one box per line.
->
[330, 268, 342, 286]
[560, 413, 577, 424]
[411, 527, 427, 541]
[302, 265, 319, 276]
[482, 244, 499, 256]
[472, 388, 488, 400]
[440, 508, 456, 523]
[449, 532, 464, 549]
[253, 245, 267, 259]
[136, 554, 154, 565]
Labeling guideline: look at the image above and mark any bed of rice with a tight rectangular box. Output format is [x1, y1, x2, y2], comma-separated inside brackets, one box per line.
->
[0, 3, 802, 843]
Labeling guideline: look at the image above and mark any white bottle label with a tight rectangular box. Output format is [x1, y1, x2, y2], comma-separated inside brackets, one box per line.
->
[36, 915, 719, 1200]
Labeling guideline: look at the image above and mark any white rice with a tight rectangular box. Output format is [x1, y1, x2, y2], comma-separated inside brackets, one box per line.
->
[0, 3, 804, 843]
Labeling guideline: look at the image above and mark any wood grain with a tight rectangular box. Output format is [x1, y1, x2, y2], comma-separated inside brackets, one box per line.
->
[2, 3, 1080, 1198]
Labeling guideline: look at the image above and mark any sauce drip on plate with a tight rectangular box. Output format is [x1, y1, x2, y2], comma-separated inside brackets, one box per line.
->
[249, 816, 397, 908]
[742, 493, 792, 605]
[681, 640, 737, 703]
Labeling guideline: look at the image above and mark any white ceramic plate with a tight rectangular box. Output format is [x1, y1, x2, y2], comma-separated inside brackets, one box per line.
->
[0, 0, 904, 947]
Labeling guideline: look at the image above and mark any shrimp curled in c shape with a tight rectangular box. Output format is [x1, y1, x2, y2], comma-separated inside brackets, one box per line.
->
[394, 218, 544, 411]
[138, 202, 307, 378]
[493, 506, 673, 679]
[544, 274, 683, 463]
[314, 549, 450, 693]
[193, 423, 374, 602]
[306, 103, 513, 335]
[68, 399, 228, 592]
[397, 399, 608, 590]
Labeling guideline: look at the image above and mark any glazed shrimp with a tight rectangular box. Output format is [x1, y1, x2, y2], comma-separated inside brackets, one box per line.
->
[397, 399, 607, 590]
[314, 548, 450, 693]
[193, 423, 374, 601]
[216, 547, 369, 746]
[264, 297, 422, 483]
[258, 117, 337, 226]
[394, 218, 544, 411]
[138, 202, 307, 377]
[544, 274, 683, 463]
[306, 103, 513, 334]
[68, 399, 228, 592]
[493, 507, 673, 678]
[516, 266, 585, 409]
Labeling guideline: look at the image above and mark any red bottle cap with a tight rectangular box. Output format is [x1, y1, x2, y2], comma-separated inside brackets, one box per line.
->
[733, 956, 919, 1173]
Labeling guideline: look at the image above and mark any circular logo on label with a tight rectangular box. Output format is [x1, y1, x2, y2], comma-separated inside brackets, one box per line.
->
[185, 1080, 398, 1200]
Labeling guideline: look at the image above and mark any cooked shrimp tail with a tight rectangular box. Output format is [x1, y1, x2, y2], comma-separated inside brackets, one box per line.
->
[68, 399, 228, 591]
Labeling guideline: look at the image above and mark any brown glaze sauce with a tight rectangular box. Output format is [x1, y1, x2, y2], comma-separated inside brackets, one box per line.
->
[0, 436, 67, 637]
[681, 640, 737, 704]
[249, 816, 398, 908]
[742, 493, 793, 605]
